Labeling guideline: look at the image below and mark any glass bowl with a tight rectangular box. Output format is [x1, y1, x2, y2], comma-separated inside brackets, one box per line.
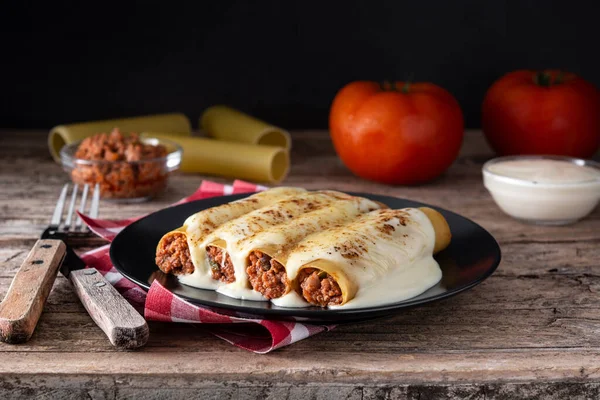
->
[482, 155, 600, 225]
[60, 137, 182, 203]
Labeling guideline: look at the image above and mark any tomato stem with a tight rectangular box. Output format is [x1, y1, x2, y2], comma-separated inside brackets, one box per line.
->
[401, 81, 411, 94]
[381, 80, 411, 93]
[533, 71, 552, 87]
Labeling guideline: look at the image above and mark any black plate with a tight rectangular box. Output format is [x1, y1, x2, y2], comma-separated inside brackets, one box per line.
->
[110, 193, 501, 323]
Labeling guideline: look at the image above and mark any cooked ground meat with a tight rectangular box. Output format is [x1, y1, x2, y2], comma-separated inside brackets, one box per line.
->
[206, 246, 235, 283]
[155, 232, 194, 275]
[246, 250, 288, 299]
[72, 128, 168, 199]
[298, 268, 343, 307]
[75, 129, 167, 161]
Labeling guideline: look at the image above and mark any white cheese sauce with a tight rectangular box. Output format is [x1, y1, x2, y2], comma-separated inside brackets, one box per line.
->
[216, 283, 267, 301]
[330, 256, 441, 309]
[178, 267, 220, 290]
[487, 159, 600, 183]
[201, 192, 354, 299]
[176, 193, 443, 309]
[483, 158, 600, 223]
[177, 187, 306, 289]
[241, 197, 381, 263]
[268, 257, 442, 309]
[283, 208, 442, 309]
[180, 190, 375, 300]
[271, 290, 311, 308]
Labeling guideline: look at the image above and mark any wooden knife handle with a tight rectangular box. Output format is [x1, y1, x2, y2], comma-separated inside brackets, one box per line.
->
[0, 239, 66, 343]
[69, 268, 149, 349]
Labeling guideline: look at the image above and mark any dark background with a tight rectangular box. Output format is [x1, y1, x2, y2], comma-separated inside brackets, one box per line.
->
[1, 1, 599, 130]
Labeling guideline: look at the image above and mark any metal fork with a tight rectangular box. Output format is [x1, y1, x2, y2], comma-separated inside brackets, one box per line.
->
[0, 183, 148, 348]
[44, 183, 100, 238]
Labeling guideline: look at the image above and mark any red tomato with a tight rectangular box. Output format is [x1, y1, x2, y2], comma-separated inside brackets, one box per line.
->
[482, 70, 600, 158]
[329, 81, 464, 185]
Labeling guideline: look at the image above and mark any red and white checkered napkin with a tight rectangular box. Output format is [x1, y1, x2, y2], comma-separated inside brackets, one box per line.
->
[78, 180, 335, 353]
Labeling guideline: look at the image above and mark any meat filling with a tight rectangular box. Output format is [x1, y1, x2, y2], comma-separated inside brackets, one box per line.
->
[72, 129, 169, 199]
[298, 268, 343, 307]
[206, 246, 235, 283]
[155, 232, 194, 275]
[246, 251, 288, 299]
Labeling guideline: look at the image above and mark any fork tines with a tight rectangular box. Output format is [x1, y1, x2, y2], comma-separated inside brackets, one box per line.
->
[50, 183, 100, 233]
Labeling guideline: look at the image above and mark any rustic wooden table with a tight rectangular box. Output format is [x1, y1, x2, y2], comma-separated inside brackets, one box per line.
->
[1, 130, 599, 399]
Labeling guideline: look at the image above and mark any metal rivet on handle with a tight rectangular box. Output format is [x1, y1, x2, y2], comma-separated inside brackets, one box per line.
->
[84, 269, 97, 275]
[95, 282, 106, 288]
[31, 260, 43, 265]
[41, 244, 52, 249]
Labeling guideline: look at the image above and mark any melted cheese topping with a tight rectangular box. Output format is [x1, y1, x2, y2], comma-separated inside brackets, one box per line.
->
[242, 196, 381, 263]
[284, 208, 441, 308]
[178, 187, 306, 289]
[176, 190, 442, 309]
[185, 191, 377, 299]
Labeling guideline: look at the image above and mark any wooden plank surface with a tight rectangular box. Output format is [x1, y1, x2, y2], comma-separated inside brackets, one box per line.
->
[1, 129, 600, 399]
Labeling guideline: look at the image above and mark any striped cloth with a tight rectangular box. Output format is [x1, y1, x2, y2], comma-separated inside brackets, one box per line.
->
[78, 180, 334, 353]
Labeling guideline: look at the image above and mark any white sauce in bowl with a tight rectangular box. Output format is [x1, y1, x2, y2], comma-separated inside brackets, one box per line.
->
[487, 159, 600, 184]
[483, 157, 600, 225]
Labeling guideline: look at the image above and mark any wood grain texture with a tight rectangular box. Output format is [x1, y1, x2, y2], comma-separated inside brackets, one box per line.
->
[0, 239, 65, 343]
[1, 129, 600, 398]
[69, 268, 149, 349]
